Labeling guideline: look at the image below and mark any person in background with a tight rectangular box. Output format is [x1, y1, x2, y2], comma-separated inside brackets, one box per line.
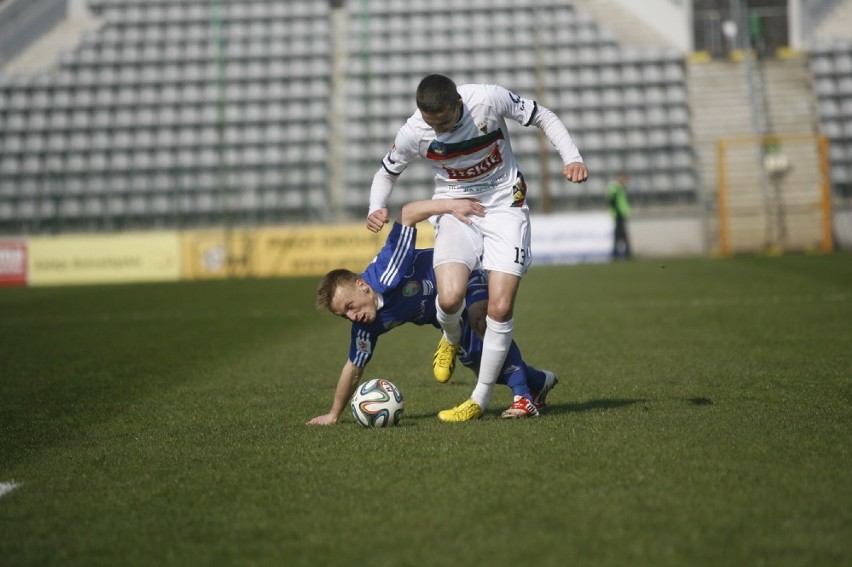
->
[607, 173, 631, 260]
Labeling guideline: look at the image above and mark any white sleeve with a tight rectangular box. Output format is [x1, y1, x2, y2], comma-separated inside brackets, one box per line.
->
[487, 85, 583, 164]
[369, 166, 397, 215]
[368, 121, 420, 214]
[530, 104, 584, 165]
[488, 84, 537, 126]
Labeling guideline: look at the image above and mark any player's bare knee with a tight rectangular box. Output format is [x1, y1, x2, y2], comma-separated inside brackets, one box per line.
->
[438, 293, 465, 314]
[487, 299, 513, 323]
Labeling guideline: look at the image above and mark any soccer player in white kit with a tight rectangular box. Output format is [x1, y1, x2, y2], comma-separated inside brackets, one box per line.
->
[367, 74, 588, 421]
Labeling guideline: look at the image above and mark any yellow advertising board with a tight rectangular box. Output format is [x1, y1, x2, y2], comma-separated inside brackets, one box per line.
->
[254, 221, 436, 277]
[28, 232, 181, 286]
[253, 224, 385, 277]
[180, 222, 436, 280]
[179, 229, 256, 280]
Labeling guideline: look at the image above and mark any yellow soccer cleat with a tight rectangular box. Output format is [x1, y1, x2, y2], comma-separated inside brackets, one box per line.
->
[432, 336, 458, 383]
[437, 398, 483, 422]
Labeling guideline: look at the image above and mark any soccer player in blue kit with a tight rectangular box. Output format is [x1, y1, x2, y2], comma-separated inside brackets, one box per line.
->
[306, 198, 557, 425]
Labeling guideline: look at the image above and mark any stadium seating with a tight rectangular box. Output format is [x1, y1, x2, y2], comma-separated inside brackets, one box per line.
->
[344, 0, 697, 212]
[0, 0, 334, 233]
[809, 38, 852, 197]
[0, 0, 698, 234]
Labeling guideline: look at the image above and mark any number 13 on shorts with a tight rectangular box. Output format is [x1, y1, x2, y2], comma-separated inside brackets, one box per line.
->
[481, 208, 531, 277]
[513, 246, 530, 265]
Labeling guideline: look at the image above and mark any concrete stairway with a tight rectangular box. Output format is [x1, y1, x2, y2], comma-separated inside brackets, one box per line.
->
[688, 56, 825, 253]
[3, 0, 102, 75]
[570, 0, 672, 48]
[814, 0, 852, 42]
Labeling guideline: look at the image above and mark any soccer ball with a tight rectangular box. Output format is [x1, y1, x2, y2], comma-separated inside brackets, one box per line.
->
[350, 378, 404, 428]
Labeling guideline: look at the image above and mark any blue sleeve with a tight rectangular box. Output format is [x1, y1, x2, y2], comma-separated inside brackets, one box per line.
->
[361, 222, 417, 294]
[349, 325, 380, 368]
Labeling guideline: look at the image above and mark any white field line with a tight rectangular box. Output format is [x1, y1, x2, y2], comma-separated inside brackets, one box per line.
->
[0, 481, 20, 499]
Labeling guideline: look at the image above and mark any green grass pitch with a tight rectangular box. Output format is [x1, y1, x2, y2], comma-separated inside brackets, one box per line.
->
[1, 252, 850, 566]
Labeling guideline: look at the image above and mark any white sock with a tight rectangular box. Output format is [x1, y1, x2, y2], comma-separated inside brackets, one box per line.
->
[471, 316, 514, 409]
[436, 298, 465, 346]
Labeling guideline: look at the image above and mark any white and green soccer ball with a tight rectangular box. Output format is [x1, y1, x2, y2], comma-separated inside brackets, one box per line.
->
[350, 378, 404, 428]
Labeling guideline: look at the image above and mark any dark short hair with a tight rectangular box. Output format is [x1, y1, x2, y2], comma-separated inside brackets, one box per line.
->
[416, 74, 459, 114]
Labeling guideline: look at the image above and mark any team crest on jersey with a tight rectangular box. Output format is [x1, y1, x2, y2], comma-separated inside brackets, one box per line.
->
[477, 122, 488, 134]
[402, 281, 420, 297]
[356, 338, 372, 355]
[428, 140, 447, 156]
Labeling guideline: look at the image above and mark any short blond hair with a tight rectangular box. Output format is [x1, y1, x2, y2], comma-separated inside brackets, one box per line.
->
[315, 269, 359, 311]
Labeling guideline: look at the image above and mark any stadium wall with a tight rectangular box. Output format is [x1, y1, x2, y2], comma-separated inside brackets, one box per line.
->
[631, 214, 706, 257]
[834, 208, 852, 248]
[7, 212, 848, 287]
[1, 214, 712, 287]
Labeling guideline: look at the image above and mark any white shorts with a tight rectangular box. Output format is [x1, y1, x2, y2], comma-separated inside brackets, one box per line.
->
[432, 207, 532, 277]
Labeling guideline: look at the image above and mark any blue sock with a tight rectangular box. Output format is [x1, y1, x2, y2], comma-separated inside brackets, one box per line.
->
[501, 343, 533, 401]
[525, 365, 547, 393]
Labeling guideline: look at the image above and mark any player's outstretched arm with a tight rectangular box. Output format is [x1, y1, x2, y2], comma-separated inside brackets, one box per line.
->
[400, 198, 485, 227]
[527, 103, 588, 184]
[307, 360, 364, 425]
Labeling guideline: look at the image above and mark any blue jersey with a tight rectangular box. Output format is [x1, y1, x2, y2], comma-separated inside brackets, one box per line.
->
[348, 222, 487, 367]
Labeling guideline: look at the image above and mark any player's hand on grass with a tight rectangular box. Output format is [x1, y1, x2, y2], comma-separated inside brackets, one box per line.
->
[307, 413, 338, 426]
[366, 208, 389, 233]
[563, 162, 589, 183]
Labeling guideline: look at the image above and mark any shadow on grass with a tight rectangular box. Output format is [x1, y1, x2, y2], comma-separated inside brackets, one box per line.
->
[400, 399, 648, 422]
[544, 398, 648, 415]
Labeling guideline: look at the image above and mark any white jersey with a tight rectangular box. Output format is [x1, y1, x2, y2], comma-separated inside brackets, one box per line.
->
[374, 84, 583, 210]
